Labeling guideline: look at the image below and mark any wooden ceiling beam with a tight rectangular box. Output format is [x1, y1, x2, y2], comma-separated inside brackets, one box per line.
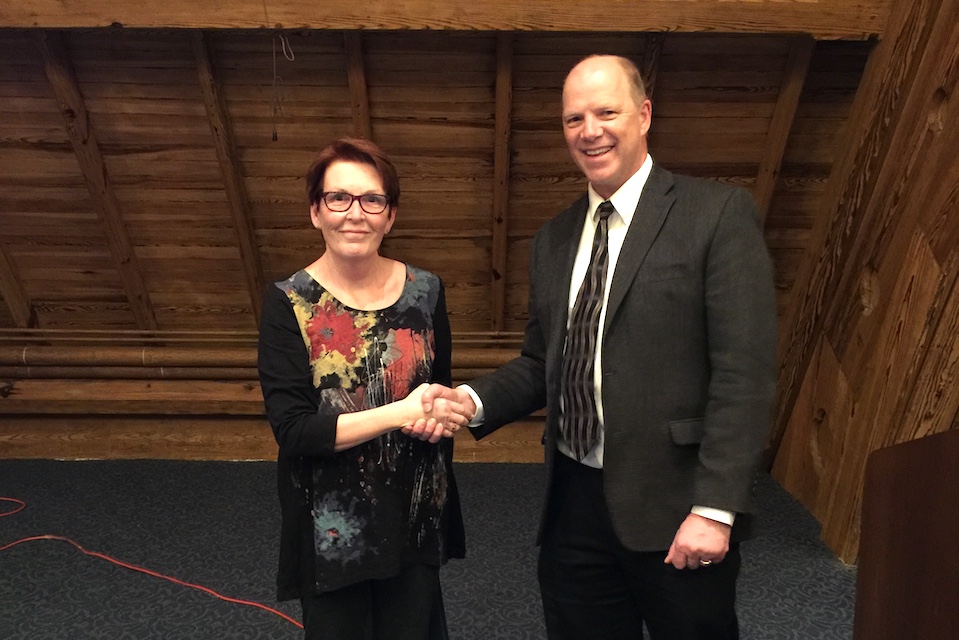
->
[490, 33, 513, 332]
[191, 30, 265, 324]
[344, 32, 372, 140]
[35, 30, 158, 330]
[754, 36, 816, 225]
[0, 243, 36, 328]
[640, 34, 665, 100]
[2, 0, 890, 40]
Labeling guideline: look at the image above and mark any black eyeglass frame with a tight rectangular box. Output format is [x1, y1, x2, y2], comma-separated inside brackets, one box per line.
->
[320, 191, 392, 214]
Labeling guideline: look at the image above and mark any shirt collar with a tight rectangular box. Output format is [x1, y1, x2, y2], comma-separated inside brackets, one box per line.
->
[586, 154, 654, 226]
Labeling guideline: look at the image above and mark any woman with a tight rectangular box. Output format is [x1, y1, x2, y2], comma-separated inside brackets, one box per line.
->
[257, 137, 468, 640]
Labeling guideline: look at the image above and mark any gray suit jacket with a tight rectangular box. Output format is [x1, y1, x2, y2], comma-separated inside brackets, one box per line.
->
[469, 163, 778, 551]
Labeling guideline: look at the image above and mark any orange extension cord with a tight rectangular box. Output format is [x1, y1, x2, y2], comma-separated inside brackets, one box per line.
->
[0, 496, 303, 630]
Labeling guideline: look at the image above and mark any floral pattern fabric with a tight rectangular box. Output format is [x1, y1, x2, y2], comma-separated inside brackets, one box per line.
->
[258, 265, 463, 598]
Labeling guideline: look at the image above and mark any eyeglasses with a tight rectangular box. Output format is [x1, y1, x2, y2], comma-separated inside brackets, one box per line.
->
[320, 191, 391, 214]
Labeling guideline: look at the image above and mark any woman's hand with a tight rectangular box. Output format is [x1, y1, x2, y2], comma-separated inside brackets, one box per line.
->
[399, 383, 473, 443]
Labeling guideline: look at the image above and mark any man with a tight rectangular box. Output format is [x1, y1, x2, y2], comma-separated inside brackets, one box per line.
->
[417, 54, 777, 639]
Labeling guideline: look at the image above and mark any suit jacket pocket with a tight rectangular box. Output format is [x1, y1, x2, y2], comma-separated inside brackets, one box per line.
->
[669, 417, 705, 446]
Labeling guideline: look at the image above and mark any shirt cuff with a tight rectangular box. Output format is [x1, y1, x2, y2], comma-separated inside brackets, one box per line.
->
[459, 384, 485, 427]
[691, 505, 736, 527]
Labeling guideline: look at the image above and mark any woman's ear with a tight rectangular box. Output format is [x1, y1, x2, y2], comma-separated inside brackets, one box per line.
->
[384, 206, 397, 234]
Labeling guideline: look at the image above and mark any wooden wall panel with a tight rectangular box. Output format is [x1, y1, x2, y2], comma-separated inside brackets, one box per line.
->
[805, 233, 940, 557]
[768, 41, 872, 312]
[653, 35, 784, 178]
[363, 33, 497, 332]
[0, 415, 545, 463]
[62, 30, 253, 330]
[0, 31, 138, 329]
[0, 336, 540, 462]
[216, 30, 354, 329]
[0, 416, 279, 460]
[773, 338, 854, 514]
[773, 0, 959, 562]
[0, 301, 13, 326]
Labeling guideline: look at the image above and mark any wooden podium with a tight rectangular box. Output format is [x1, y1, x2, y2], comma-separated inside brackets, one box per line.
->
[854, 428, 959, 640]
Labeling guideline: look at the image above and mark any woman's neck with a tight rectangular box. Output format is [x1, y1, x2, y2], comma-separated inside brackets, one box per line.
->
[308, 254, 403, 310]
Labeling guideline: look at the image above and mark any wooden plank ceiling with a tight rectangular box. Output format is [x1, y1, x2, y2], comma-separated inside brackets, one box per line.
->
[0, 29, 873, 334]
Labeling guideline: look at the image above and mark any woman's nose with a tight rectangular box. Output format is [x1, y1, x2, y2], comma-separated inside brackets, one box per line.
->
[345, 201, 363, 218]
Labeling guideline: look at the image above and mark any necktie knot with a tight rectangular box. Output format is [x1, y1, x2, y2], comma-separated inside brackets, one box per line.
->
[597, 201, 614, 221]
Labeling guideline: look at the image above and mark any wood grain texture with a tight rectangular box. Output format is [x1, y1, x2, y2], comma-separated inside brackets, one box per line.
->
[34, 30, 158, 329]
[772, 0, 959, 562]
[854, 430, 959, 640]
[191, 30, 265, 322]
[490, 33, 513, 331]
[0, 242, 35, 327]
[754, 36, 815, 222]
[344, 32, 372, 140]
[0, 0, 890, 39]
[0, 415, 545, 462]
[0, 416, 280, 460]
[772, 0, 941, 461]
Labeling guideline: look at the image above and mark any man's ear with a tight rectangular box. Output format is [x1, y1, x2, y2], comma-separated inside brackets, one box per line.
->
[639, 98, 652, 136]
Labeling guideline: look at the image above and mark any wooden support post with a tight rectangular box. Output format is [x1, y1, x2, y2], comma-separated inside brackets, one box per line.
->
[35, 30, 158, 330]
[754, 36, 815, 225]
[344, 31, 373, 140]
[490, 33, 513, 331]
[191, 30, 265, 323]
[0, 243, 36, 328]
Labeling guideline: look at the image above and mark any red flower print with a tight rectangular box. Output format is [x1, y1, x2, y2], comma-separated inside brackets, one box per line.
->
[306, 300, 367, 364]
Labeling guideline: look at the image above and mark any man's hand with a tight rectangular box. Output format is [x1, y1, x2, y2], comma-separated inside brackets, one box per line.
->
[664, 513, 731, 569]
[420, 384, 475, 416]
[400, 384, 476, 443]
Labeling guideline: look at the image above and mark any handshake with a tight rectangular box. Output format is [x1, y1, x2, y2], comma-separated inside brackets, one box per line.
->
[399, 384, 477, 444]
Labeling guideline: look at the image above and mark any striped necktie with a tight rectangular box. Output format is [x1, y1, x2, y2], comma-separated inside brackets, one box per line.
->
[560, 201, 614, 460]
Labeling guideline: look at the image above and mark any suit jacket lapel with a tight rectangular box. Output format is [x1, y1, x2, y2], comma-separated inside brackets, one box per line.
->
[605, 165, 675, 331]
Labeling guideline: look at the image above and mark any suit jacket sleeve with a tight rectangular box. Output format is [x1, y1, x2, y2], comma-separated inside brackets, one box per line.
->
[695, 186, 777, 512]
[467, 226, 552, 439]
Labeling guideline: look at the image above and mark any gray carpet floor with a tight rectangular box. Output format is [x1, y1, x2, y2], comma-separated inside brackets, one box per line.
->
[0, 460, 856, 639]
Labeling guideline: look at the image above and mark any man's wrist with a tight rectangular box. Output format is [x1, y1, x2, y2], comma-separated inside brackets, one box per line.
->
[459, 384, 485, 426]
[691, 505, 735, 527]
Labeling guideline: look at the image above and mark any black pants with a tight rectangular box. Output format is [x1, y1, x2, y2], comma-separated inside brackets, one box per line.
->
[538, 453, 740, 640]
[300, 564, 447, 640]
